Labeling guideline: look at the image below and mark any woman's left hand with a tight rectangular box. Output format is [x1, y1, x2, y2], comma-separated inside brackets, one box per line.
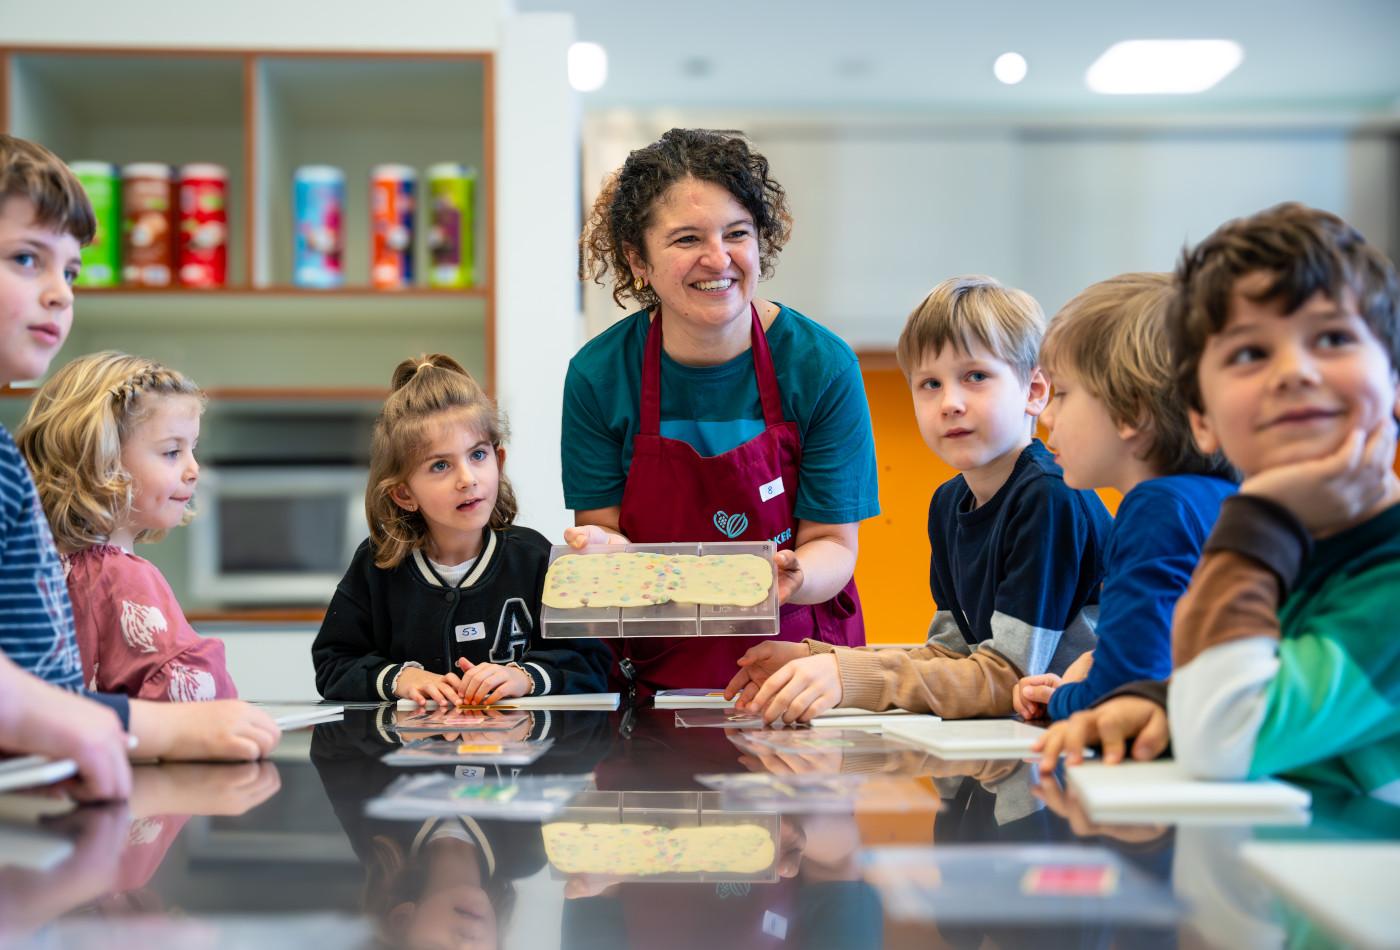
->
[455, 658, 532, 705]
[774, 549, 805, 604]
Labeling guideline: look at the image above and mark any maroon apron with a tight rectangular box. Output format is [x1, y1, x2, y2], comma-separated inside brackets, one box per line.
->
[613, 303, 864, 699]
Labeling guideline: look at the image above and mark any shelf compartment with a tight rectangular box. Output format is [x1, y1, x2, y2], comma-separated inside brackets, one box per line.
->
[253, 55, 489, 290]
[5, 51, 250, 287]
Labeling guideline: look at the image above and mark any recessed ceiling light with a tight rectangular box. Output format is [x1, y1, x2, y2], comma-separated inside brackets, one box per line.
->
[993, 52, 1028, 85]
[568, 42, 608, 92]
[1086, 39, 1243, 94]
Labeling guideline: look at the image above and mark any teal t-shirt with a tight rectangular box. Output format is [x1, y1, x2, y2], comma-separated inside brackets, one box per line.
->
[561, 304, 880, 525]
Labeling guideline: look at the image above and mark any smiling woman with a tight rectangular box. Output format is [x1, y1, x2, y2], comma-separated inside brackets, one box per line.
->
[563, 128, 881, 698]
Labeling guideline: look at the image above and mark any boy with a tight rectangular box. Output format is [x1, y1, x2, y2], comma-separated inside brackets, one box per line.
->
[0, 134, 280, 783]
[1012, 273, 1236, 721]
[727, 275, 1112, 723]
[1036, 203, 1400, 802]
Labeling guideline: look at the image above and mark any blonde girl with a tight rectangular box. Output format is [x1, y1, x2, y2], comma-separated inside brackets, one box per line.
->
[19, 351, 236, 702]
[311, 354, 609, 707]
[17, 351, 279, 761]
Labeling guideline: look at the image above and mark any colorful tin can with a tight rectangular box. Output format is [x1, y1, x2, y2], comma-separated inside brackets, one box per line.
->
[427, 163, 475, 289]
[69, 161, 119, 288]
[121, 162, 174, 287]
[370, 164, 416, 289]
[293, 165, 344, 289]
[177, 163, 228, 288]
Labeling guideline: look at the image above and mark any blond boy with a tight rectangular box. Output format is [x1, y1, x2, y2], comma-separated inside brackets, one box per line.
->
[1013, 274, 1236, 721]
[727, 276, 1111, 723]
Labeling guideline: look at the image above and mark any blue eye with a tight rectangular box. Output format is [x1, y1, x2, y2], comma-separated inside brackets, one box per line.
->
[430, 460, 449, 473]
[967, 371, 988, 383]
[726, 229, 750, 240]
[919, 378, 940, 390]
[12, 252, 36, 269]
[64, 268, 79, 285]
[470, 448, 489, 462]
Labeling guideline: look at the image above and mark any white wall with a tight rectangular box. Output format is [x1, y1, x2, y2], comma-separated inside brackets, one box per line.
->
[0, 0, 505, 49]
[583, 113, 1400, 346]
[496, 14, 582, 543]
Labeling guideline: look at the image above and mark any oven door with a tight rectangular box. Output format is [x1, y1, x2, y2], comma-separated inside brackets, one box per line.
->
[189, 467, 367, 605]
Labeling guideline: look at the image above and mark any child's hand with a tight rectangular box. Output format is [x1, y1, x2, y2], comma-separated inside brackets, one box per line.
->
[394, 667, 467, 708]
[563, 525, 629, 550]
[5, 671, 133, 802]
[774, 550, 805, 604]
[1031, 695, 1168, 773]
[725, 640, 812, 706]
[455, 658, 531, 705]
[746, 653, 843, 725]
[1013, 674, 1060, 720]
[128, 699, 281, 762]
[1239, 422, 1397, 537]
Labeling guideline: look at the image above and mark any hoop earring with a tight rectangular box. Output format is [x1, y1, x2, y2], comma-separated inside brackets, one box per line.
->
[632, 275, 646, 292]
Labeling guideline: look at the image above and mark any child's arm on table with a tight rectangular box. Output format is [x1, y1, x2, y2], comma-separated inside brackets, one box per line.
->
[127, 699, 280, 762]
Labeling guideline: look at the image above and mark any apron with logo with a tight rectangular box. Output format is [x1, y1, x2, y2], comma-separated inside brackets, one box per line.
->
[613, 304, 864, 699]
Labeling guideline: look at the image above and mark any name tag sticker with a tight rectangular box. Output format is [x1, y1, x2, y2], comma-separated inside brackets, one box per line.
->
[455, 765, 484, 781]
[758, 476, 785, 503]
[762, 911, 789, 940]
[456, 622, 486, 643]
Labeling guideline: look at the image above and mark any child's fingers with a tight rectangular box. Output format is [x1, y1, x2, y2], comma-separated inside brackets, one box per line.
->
[457, 657, 474, 674]
[1098, 715, 1129, 765]
[749, 664, 793, 716]
[1035, 726, 1063, 773]
[1133, 710, 1171, 761]
[1022, 684, 1057, 704]
[723, 667, 753, 701]
[1060, 716, 1095, 766]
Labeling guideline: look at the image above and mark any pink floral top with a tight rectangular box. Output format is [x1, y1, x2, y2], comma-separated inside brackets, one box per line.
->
[62, 545, 237, 702]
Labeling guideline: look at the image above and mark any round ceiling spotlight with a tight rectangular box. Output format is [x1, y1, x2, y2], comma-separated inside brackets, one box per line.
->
[993, 52, 1028, 85]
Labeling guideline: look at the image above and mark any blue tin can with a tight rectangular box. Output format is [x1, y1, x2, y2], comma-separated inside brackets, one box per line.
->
[293, 165, 344, 289]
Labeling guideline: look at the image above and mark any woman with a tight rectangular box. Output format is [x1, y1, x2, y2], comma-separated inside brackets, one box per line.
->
[562, 128, 879, 698]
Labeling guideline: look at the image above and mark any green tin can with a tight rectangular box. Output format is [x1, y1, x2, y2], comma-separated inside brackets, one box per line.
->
[69, 161, 120, 287]
[427, 163, 476, 288]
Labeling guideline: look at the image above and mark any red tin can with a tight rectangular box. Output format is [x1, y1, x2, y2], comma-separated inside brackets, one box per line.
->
[177, 163, 228, 288]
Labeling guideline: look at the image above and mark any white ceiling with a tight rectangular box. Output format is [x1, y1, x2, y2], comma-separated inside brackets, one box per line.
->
[517, 0, 1400, 113]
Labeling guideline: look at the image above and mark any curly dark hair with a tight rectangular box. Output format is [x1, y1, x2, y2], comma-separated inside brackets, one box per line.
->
[1169, 202, 1400, 414]
[580, 128, 793, 310]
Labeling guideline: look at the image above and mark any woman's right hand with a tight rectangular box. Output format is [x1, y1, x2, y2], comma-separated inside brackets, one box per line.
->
[394, 667, 466, 708]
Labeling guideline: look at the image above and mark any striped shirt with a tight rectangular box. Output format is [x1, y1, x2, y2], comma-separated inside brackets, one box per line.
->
[0, 425, 82, 685]
[0, 425, 128, 726]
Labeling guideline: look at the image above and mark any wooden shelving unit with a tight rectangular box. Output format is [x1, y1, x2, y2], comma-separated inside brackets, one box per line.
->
[0, 45, 496, 396]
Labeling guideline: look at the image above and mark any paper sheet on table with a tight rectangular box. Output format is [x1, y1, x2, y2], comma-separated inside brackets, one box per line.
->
[256, 704, 346, 730]
[1067, 760, 1311, 824]
[396, 693, 620, 711]
[0, 755, 77, 794]
[884, 718, 1046, 759]
[1239, 841, 1400, 950]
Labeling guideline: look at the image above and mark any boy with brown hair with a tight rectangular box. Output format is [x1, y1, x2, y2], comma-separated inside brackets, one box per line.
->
[0, 134, 280, 785]
[1036, 204, 1400, 802]
[1013, 273, 1236, 721]
[727, 276, 1111, 723]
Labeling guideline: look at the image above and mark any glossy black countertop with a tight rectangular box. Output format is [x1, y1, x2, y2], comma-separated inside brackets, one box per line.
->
[1, 705, 1393, 949]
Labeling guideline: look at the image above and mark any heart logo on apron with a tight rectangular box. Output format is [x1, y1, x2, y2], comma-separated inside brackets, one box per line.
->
[712, 510, 749, 539]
